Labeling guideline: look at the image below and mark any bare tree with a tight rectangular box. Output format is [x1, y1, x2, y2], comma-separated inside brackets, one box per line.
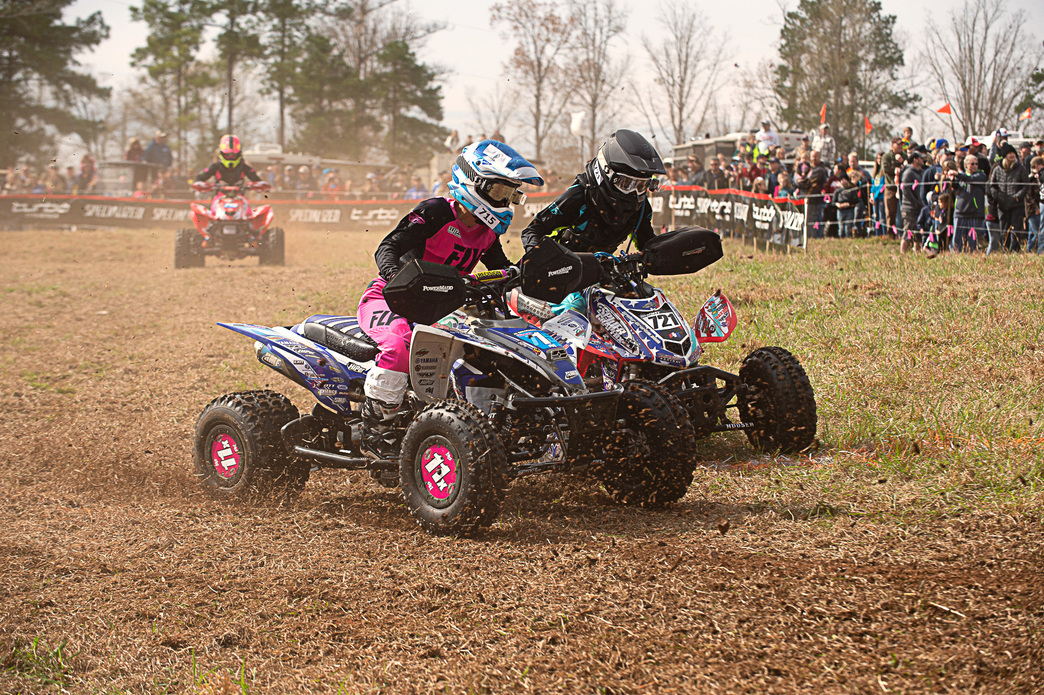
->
[490, 1, 574, 161]
[568, 0, 628, 158]
[467, 83, 519, 142]
[923, 0, 1043, 138]
[638, 1, 726, 147]
[326, 0, 443, 80]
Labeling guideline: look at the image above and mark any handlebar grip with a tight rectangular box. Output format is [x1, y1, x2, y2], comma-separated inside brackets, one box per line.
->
[472, 269, 507, 283]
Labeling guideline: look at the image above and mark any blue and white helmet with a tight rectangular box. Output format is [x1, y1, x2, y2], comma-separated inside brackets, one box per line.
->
[448, 140, 544, 235]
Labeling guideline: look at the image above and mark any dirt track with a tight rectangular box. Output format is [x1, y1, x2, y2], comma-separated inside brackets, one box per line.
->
[1, 229, 1041, 693]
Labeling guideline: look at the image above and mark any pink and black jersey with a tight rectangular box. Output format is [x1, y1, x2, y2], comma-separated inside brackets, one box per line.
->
[374, 197, 510, 281]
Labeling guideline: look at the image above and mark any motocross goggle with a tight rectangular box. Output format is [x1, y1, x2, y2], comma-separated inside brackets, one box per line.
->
[218, 152, 242, 168]
[457, 155, 527, 206]
[598, 150, 659, 195]
[481, 179, 526, 206]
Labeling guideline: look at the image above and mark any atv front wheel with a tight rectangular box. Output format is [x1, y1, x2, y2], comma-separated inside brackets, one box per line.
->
[174, 228, 204, 268]
[738, 347, 817, 454]
[259, 227, 285, 266]
[194, 390, 308, 500]
[399, 400, 506, 536]
[593, 380, 696, 507]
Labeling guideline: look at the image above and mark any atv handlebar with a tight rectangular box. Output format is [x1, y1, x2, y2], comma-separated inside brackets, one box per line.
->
[191, 180, 270, 194]
[461, 266, 522, 317]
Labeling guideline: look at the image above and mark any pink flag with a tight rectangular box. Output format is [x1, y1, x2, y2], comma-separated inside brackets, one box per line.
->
[907, 230, 913, 239]
[970, 228, 977, 241]
[814, 222, 819, 229]
[947, 225, 954, 236]
[892, 225, 898, 235]
[876, 221, 881, 228]
[912, 180, 919, 190]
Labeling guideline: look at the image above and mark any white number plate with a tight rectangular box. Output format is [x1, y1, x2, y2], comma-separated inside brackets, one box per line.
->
[223, 225, 238, 235]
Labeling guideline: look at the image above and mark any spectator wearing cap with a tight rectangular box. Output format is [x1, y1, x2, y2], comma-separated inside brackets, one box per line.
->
[765, 157, 782, 194]
[965, 137, 990, 177]
[985, 141, 1028, 254]
[949, 153, 987, 252]
[1019, 141, 1034, 171]
[295, 165, 316, 199]
[280, 165, 294, 192]
[899, 150, 926, 253]
[1025, 156, 1043, 254]
[881, 137, 905, 231]
[792, 134, 812, 161]
[1031, 139, 1044, 164]
[812, 123, 836, 166]
[143, 130, 172, 181]
[988, 128, 1010, 166]
[404, 174, 428, 200]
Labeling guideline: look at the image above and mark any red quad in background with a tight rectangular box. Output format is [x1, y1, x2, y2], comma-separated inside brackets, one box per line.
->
[174, 180, 284, 268]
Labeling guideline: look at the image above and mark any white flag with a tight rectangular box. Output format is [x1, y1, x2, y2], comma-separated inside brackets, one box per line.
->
[570, 111, 586, 136]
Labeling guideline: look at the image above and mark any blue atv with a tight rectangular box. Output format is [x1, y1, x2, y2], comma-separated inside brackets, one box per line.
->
[193, 240, 695, 536]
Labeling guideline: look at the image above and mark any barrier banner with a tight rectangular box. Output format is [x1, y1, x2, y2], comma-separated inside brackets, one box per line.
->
[658, 186, 806, 250]
[1, 187, 805, 249]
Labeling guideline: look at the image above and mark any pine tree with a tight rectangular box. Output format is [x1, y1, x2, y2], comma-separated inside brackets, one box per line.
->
[0, 0, 110, 164]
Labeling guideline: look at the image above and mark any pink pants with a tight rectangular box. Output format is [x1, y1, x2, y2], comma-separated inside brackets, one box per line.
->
[357, 278, 412, 373]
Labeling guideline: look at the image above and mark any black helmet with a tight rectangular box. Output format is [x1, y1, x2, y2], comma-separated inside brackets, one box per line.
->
[595, 129, 666, 195]
[579, 130, 664, 229]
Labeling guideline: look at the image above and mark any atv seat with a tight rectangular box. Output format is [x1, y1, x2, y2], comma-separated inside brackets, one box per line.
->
[301, 317, 380, 362]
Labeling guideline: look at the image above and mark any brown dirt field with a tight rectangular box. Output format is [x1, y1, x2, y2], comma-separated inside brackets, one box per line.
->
[1, 229, 1041, 694]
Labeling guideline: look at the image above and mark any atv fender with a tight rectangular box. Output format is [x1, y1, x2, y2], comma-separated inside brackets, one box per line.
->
[251, 204, 274, 231]
[190, 202, 211, 235]
[219, 323, 364, 414]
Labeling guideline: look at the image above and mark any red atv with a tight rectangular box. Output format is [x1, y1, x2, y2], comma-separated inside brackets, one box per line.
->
[174, 180, 284, 268]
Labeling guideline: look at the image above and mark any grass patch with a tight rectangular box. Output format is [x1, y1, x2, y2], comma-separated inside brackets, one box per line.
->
[3, 637, 80, 688]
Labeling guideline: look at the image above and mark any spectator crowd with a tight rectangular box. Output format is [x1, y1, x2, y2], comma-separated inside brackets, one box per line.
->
[664, 119, 1044, 256]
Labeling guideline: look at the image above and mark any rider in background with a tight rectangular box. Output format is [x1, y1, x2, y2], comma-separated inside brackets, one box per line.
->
[194, 135, 262, 186]
[358, 140, 543, 454]
[520, 129, 665, 312]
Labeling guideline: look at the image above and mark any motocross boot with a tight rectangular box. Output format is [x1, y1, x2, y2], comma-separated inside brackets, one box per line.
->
[360, 397, 403, 460]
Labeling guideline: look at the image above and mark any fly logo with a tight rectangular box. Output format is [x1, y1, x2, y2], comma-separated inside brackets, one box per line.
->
[447, 226, 461, 238]
[215, 441, 237, 470]
[425, 452, 452, 491]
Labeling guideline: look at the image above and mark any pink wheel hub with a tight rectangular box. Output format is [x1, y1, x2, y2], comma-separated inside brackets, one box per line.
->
[421, 445, 457, 500]
[211, 433, 241, 479]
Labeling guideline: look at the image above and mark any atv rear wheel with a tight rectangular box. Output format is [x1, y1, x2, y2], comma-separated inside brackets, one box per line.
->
[194, 390, 308, 500]
[399, 400, 506, 536]
[593, 380, 696, 508]
[259, 227, 285, 266]
[738, 347, 817, 454]
[174, 228, 204, 268]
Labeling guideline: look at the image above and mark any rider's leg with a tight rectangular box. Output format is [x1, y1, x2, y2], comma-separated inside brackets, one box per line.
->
[357, 281, 412, 454]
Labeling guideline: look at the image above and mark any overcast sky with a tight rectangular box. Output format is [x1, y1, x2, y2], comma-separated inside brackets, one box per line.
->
[67, 0, 1044, 148]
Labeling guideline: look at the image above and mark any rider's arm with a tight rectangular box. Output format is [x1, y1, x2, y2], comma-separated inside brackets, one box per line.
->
[632, 201, 656, 251]
[520, 183, 586, 252]
[242, 163, 261, 183]
[374, 198, 456, 281]
[194, 163, 219, 182]
[478, 237, 510, 271]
